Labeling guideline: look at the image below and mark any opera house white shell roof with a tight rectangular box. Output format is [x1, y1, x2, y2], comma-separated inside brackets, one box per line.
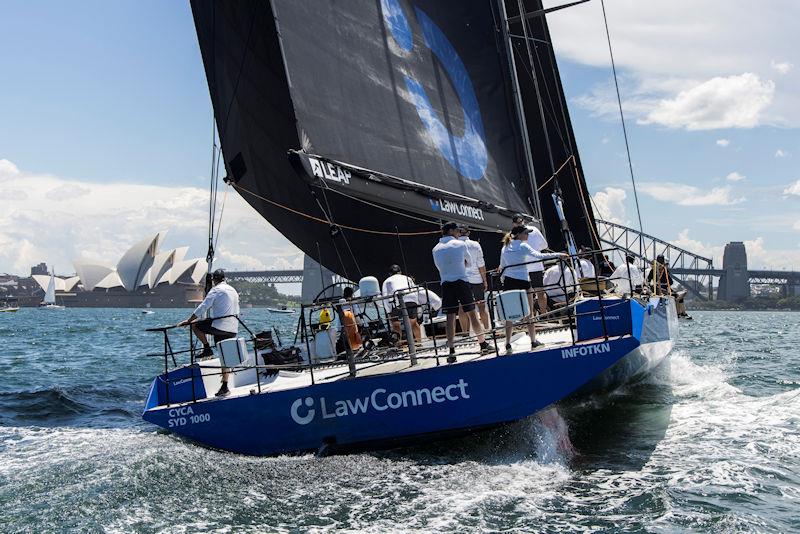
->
[69, 232, 206, 293]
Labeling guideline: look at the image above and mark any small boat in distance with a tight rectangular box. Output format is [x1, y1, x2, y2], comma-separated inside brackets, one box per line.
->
[0, 298, 19, 313]
[267, 306, 295, 314]
[39, 271, 65, 309]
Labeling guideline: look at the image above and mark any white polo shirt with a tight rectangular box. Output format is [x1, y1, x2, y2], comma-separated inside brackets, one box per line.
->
[432, 236, 468, 282]
[525, 226, 548, 272]
[381, 273, 414, 312]
[193, 281, 240, 333]
[459, 236, 485, 285]
[500, 240, 561, 282]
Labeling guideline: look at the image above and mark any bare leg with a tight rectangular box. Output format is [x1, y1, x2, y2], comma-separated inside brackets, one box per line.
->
[476, 300, 490, 331]
[467, 310, 486, 343]
[505, 320, 513, 349]
[446, 313, 457, 349]
[191, 323, 209, 347]
[536, 289, 549, 317]
[527, 292, 537, 346]
[457, 306, 469, 335]
[411, 319, 421, 342]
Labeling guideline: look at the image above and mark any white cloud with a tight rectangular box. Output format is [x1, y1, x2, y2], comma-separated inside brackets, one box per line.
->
[784, 180, 800, 197]
[671, 229, 724, 261]
[641, 73, 775, 130]
[793, 221, 800, 231]
[726, 172, 746, 182]
[775, 149, 788, 158]
[592, 187, 627, 224]
[639, 182, 745, 206]
[548, 1, 800, 128]
[716, 139, 730, 147]
[0, 159, 20, 177]
[771, 60, 793, 75]
[0, 160, 302, 275]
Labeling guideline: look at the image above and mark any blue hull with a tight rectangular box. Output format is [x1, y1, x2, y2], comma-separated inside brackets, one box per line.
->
[142, 297, 677, 456]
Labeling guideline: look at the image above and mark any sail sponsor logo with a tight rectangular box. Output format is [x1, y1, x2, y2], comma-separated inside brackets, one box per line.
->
[380, 0, 488, 180]
[309, 157, 351, 185]
[429, 198, 485, 221]
[289, 378, 470, 425]
[561, 342, 611, 359]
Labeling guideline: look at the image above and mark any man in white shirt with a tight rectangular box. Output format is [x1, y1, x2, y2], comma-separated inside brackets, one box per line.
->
[576, 247, 596, 279]
[432, 222, 490, 362]
[178, 269, 240, 397]
[458, 225, 489, 331]
[609, 255, 643, 295]
[382, 264, 421, 343]
[512, 214, 550, 316]
[543, 263, 577, 305]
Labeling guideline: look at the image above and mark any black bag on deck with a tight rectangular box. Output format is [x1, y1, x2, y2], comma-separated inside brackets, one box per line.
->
[261, 346, 302, 367]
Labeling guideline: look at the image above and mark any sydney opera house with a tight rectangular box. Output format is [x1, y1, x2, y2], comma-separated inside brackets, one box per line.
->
[31, 232, 206, 307]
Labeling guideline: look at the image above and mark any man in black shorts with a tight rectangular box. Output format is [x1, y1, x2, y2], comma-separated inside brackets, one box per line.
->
[432, 222, 491, 362]
[178, 269, 240, 396]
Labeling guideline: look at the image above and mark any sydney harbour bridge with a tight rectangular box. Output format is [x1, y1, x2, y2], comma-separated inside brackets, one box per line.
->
[227, 220, 800, 301]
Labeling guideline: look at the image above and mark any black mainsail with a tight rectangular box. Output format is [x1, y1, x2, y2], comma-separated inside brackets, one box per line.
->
[191, 0, 597, 282]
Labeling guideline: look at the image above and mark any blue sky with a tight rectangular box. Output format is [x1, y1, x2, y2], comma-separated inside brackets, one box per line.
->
[2, 0, 799, 276]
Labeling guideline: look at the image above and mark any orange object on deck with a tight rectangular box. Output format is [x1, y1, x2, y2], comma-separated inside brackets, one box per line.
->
[341, 309, 362, 349]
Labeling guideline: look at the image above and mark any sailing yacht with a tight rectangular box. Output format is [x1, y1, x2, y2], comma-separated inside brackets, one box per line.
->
[39, 270, 64, 309]
[141, 0, 678, 456]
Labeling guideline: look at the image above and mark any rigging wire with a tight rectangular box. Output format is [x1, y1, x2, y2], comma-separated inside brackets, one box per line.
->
[231, 183, 440, 236]
[600, 0, 644, 258]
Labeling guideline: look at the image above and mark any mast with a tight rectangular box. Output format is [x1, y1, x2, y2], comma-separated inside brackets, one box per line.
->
[497, 0, 543, 225]
[513, 0, 557, 177]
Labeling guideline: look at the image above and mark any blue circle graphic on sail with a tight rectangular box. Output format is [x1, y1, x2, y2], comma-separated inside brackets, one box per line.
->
[380, 0, 413, 52]
[381, 2, 488, 181]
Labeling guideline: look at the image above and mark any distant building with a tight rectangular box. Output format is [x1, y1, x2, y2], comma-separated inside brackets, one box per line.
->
[30, 263, 48, 276]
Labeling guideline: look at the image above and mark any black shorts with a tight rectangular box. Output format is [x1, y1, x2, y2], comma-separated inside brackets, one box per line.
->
[195, 319, 236, 343]
[503, 276, 531, 291]
[441, 280, 475, 314]
[528, 271, 544, 289]
[389, 301, 419, 320]
[469, 283, 485, 303]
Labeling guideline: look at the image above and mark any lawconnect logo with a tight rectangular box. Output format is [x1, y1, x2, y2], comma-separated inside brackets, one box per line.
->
[428, 198, 485, 221]
[561, 342, 611, 360]
[290, 379, 470, 425]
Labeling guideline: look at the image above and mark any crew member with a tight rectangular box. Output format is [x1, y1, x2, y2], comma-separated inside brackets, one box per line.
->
[432, 222, 491, 362]
[499, 226, 566, 352]
[576, 246, 597, 279]
[458, 225, 489, 333]
[610, 255, 643, 295]
[647, 255, 672, 295]
[381, 264, 419, 344]
[543, 262, 577, 307]
[178, 269, 240, 397]
[512, 214, 550, 315]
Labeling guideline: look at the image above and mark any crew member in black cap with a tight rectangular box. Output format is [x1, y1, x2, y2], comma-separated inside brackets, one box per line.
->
[178, 268, 240, 396]
[432, 221, 491, 362]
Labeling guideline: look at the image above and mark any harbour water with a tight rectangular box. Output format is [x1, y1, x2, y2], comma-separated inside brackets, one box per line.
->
[1, 309, 798, 532]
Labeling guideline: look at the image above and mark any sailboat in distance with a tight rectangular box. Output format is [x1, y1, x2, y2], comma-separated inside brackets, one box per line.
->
[140, 0, 678, 456]
[39, 269, 65, 309]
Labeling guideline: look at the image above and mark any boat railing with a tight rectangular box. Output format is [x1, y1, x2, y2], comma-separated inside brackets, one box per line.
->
[144, 245, 652, 407]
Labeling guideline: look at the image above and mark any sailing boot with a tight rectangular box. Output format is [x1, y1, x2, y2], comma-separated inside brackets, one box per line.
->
[447, 347, 457, 364]
[215, 382, 230, 397]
